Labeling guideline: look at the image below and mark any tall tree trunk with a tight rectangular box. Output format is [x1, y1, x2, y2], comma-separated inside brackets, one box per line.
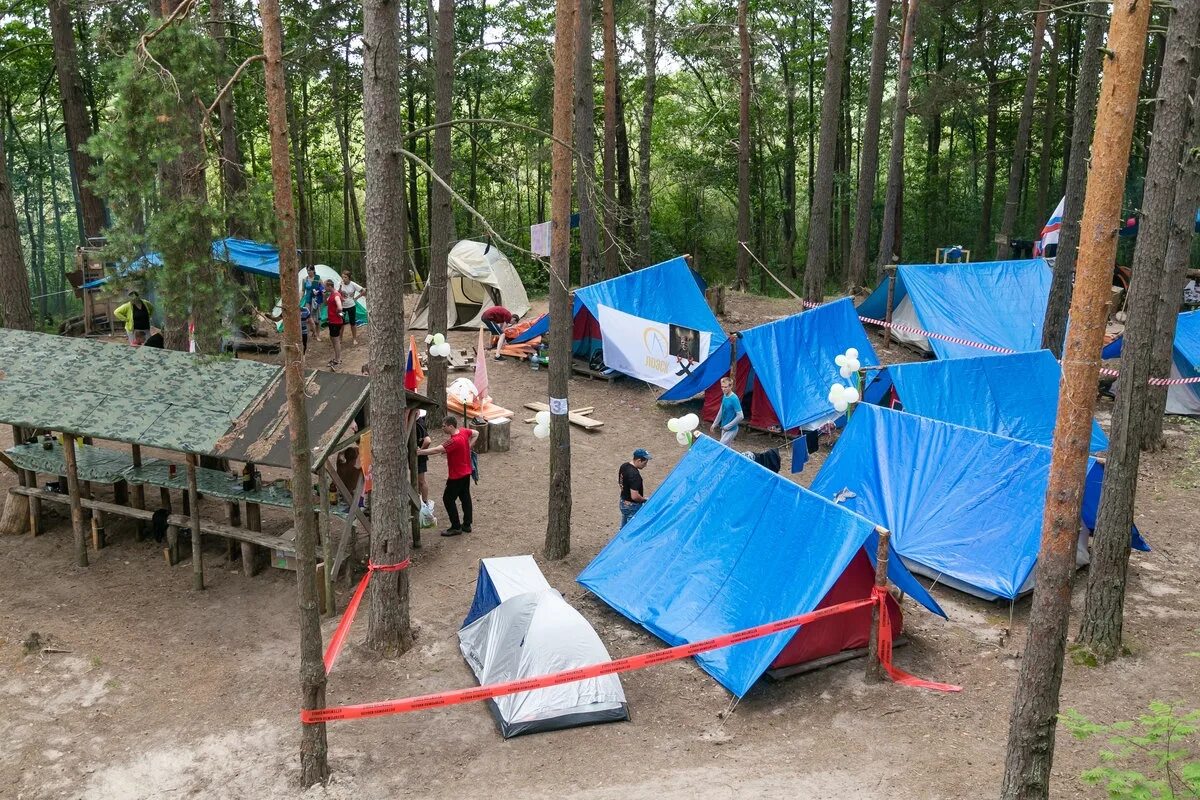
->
[837, 47, 852, 282]
[258, 0, 329, 785]
[848, 0, 892, 290]
[545, 0, 576, 561]
[209, 0, 248, 237]
[1077, 0, 1200, 664]
[1000, 2, 1150, 797]
[807, 2, 815, 210]
[635, 0, 658, 268]
[403, 0, 425, 281]
[574, 0, 601, 283]
[996, 1, 1049, 259]
[48, 0, 105, 243]
[42, 93, 66, 324]
[734, 0, 751, 290]
[615, 80, 634, 249]
[1034, 20, 1061, 229]
[0, 119, 34, 330]
[1042, 3, 1108, 356]
[363, 0, 415, 653]
[781, 48, 798, 280]
[601, 0, 618, 277]
[427, 0, 454, 425]
[976, 62, 999, 257]
[876, 0, 919, 274]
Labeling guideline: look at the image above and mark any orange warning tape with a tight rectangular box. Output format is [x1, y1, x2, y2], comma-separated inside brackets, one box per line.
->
[304, 591, 959, 725]
[323, 559, 411, 673]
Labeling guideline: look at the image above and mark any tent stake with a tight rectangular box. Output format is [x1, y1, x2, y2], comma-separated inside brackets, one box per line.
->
[866, 526, 891, 682]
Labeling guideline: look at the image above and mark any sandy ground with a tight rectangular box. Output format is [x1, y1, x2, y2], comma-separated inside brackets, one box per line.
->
[1, 291, 1198, 799]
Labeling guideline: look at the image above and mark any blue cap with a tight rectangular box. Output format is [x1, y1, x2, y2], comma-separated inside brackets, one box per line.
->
[633, 448, 652, 461]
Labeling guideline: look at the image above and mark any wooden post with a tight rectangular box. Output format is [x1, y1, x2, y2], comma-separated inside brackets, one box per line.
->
[319, 469, 334, 614]
[11, 425, 40, 537]
[187, 454, 204, 590]
[243, 500, 263, 577]
[729, 333, 738, 384]
[882, 265, 897, 349]
[130, 446, 146, 532]
[62, 434, 87, 568]
[866, 527, 891, 682]
[159, 486, 172, 513]
[407, 424, 421, 549]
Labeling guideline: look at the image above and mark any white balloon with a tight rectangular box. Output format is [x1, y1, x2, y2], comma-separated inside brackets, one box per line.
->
[433, 342, 452, 358]
[667, 417, 680, 433]
[833, 398, 849, 413]
[535, 410, 551, 426]
[834, 354, 848, 367]
[432, 333, 446, 346]
[828, 383, 846, 402]
[847, 357, 861, 373]
[845, 348, 859, 360]
[676, 431, 690, 446]
[839, 365, 854, 380]
[533, 423, 550, 439]
[680, 413, 700, 432]
[844, 386, 860, 404]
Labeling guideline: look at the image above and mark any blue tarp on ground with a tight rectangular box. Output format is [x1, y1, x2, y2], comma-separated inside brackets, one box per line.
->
[82, 238, 282, 289]
[858, 259, 1053, 359]
[867, 350, 1109, 453]
[659, 298, 878, 431]
[577, 435, 943, 698]
[1103, 309, 1200, 413]
[809, 405, 1146, 601]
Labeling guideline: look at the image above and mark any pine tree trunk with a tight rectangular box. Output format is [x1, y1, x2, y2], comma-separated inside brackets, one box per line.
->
[427, 0, 454, 426]
[545, 0, 577, 561]
[976, 62, 999, 257]
[847, 0, 892, 290]
[996, 1, 1049, 259]
[1034, 22, 1061, 230]
[636, 0, 658, 268]
[1043, 4, 1108, 356]
[781, 49, 798, 279]
[403, 0, 425, 281]
[876, 0, 919, 275]
[601, 0, 618, 278]
[734, 0, 751, 290]
[258, 0, 329, 785]
[48, 0, 105, 243]
[615, 81, 634, 249]
[363, 0, 414, 654]
[1000, 2, 1150, 796]
[574, 0, 601, 284]
[0, 120, 34, 331]
[209, 0, 248, 237]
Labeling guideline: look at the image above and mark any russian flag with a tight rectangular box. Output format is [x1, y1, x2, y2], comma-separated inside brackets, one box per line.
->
[405, 335, 425, 390]
[1036, 196, 1064, 257]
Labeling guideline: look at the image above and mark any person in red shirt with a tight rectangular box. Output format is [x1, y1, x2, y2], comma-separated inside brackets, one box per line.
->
[418, 416, 479, 536]
[480, 305, 518, 342]
[324, 278, 344, 367]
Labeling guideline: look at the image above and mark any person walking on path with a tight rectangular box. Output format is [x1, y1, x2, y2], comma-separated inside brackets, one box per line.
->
[301, 265, 323, 341]
[324, 278, 344, 367]
[113, 291, 154, 345]
[418, 416, 479, 536]
[338, 270, 365, 345]
[710, 376, 744, 446]
[618, 448, 652, 528]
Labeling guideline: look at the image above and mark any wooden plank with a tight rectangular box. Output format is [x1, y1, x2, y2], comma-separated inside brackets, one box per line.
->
[244, 501, 263, 577]
[524, 406, 594, 422]
[523, 401, 605, 430]
[62, 435, 88, 568]
[187, 455, 204, 590]
[325, 462, 372, 537]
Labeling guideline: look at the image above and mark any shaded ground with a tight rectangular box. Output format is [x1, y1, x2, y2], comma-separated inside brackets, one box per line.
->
[1, 291, 1197, 799]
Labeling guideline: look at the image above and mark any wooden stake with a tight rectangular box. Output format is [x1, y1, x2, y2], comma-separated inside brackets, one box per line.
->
[243, 499, 262, 577]
[866, 527, 891, 682]
[882, 265, 897, 349]
[187, 454, 204, 590]
[130, 445, 146, 536]
[62, 434, 87, 568]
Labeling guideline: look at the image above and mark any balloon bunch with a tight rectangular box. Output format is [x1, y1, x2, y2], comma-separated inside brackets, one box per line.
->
[667, 413, 700, 446]
[834, 347, 861, 379]
[425, 332, 452, 359]
[828, 347, 863, 414]
[533, 410, 551, 440]
[448, 377, 478, 405]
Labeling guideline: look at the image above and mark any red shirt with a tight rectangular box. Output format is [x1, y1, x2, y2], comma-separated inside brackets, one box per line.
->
[326, 294, 343, 325]
[444, 428, 473, 479]
[481, 306, 512, 324]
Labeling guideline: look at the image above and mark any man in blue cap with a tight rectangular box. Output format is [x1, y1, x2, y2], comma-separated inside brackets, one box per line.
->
[618, 448, 652, 528]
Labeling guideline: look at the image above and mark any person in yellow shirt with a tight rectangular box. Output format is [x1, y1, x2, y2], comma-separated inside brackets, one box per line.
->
[113, 291, 154, 344]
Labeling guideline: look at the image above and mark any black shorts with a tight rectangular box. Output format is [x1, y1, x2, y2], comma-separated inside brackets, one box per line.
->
[344, 305, 357, 326]
[328, 323, 343, 338]
[417, 456, 428, 474]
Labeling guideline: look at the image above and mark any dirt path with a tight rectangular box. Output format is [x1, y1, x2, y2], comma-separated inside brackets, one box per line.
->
[1, 292, 1197, 799]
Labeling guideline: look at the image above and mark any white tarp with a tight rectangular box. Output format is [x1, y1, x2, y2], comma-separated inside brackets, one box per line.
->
[410, 240, 531, 329]
[597, 303, 712, 389]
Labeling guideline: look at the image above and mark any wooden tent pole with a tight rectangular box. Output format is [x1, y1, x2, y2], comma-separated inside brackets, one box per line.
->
[62, 434, 87, 567]
[187, 454, 204, 590]
[882, 265, 897, 349]
[866, 526, 891, 682]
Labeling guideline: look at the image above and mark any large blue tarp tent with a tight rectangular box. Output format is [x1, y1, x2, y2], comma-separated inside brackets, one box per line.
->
[660, 298, 877, 432]
[1101, 309, 1200, 415]
[577, 435, 944, 697]
[857, 259, 1053, 359]
[810, 405, 1146, 601]
[82, 238, 282, 289]
[865, 350, 1109, 452]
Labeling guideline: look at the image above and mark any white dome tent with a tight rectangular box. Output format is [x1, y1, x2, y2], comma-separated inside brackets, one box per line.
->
[410, 240, 531, 329]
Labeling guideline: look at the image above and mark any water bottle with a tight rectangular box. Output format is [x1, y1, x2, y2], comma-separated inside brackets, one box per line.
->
[529, 351, 539, 371]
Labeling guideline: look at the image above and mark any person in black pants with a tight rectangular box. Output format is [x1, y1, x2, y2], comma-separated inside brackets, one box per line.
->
[418, 416, 479, 536]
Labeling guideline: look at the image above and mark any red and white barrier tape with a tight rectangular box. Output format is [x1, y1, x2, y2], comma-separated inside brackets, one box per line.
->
[303, 589, 959, 724]
[323, 558, 411, 673]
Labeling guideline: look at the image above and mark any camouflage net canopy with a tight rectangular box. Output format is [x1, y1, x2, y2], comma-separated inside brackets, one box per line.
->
[0, 329, 372, 470]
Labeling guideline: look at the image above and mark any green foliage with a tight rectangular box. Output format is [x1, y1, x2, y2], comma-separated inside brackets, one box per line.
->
[1062, 703, 1200, 799]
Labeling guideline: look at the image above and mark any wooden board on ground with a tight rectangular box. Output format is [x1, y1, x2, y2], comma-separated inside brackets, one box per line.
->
[446, 395, 513, 421]
[524, 407, 593, 422]
[571, 363, 621, 381]
[523, 402, 604, 431]
[447, 348, 475, 371]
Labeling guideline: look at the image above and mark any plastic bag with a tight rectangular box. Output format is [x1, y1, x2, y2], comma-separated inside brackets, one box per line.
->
[419, 500, 437, 529]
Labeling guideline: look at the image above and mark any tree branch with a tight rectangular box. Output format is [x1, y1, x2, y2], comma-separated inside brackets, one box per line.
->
[205, 53, 266, 116]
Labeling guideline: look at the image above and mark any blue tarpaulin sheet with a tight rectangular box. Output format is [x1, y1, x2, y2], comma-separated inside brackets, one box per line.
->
[858, 259, 1053, 359]
[577, 435, 943, 697]
[873, 350, 1108, 453]
[660, 298, 877, 430]
[1103, 309, 1200, 375]
[810, 405, 1145, 601]
[82, 238, 282, 289]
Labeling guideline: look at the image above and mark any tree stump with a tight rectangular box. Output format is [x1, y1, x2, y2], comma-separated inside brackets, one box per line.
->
[488, 419, 511, 452]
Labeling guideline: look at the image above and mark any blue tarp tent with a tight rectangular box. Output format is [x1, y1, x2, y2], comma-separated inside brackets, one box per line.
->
[1101, 309, 1200, 415]
[577, 435, 944, 697]
[82, 238, 282, 289]
[810, 405, 1146, 601]
[660, 298, 877, 432]
[857, 259, 1053, 359]
[865, 350, 1109, 452]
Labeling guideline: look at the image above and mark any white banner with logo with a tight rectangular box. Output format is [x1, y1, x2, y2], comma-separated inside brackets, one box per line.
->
[598, 304, 711, 389]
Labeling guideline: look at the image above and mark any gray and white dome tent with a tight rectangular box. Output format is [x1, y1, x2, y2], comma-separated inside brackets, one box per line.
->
[458, 555, 629, 738]
[411, 240, 531, 329]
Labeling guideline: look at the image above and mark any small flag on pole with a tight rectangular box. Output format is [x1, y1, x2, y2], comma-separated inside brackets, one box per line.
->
[405, 335, 425, 390]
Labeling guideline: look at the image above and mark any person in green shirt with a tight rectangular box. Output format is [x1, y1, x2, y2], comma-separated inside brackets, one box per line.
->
[113, 291, 154, 344]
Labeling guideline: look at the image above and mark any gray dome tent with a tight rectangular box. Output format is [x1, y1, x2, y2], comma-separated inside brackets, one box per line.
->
[411, 240, 531, 329]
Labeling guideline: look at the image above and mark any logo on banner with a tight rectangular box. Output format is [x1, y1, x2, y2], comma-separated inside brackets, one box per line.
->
[642, 327, 670, 373]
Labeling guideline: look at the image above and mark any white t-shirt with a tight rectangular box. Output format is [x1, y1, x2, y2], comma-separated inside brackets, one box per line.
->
[339, 281, 364, 303]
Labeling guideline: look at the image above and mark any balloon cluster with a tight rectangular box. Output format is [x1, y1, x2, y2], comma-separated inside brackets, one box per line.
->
[448, 377, 478, 405]
[533, 410, 551, 440]
[828, 347, 863, 414]
[425, 332, 452, 359]
[667, 413, 700, 446]
[834, 347, 861, 379]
